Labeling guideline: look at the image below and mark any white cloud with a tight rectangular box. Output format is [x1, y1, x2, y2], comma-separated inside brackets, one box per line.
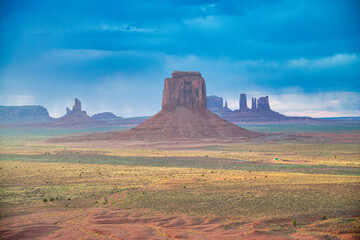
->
[45, 49, 117, 61]
[85, 23, 157, 33]
[287, 53, 358, 68]
[0, 95, 35, 106]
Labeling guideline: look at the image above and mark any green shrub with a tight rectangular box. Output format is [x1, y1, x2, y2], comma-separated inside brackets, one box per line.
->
[292, 220, 296, 227]
[322, 215, 326, 220]
[43, 198, 48, 203]
[50, 197, 54, 201]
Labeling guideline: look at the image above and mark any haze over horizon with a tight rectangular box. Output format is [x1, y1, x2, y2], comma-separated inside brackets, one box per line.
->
[0, 0, 359, 118]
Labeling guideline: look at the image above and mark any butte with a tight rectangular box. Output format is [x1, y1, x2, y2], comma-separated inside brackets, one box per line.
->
[54, 98, 95, 126]
[50, 71, 258, 143]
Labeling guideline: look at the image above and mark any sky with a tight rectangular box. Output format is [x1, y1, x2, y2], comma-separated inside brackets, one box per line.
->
[0, 0, 359, 118]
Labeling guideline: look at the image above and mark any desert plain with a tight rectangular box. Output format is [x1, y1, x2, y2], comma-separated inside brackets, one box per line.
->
[0, 122, 359, 239]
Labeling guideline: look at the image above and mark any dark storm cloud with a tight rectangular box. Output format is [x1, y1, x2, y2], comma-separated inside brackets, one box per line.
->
[0, 0, 359, 117]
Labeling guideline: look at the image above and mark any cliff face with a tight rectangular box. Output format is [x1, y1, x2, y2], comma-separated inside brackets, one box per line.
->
[0, 105, 53, 122]
[257, 96, 271, 111]
[162, 71, 206, 111]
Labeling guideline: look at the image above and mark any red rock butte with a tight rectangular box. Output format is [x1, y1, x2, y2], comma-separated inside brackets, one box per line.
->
[162, 71, 206, 111]
[122, 71, 257, 140]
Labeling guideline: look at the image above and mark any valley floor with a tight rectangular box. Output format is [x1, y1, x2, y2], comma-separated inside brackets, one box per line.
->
[0, 122, 359, 239]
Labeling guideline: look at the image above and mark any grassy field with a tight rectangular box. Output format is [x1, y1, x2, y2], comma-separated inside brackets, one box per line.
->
[0, 123, 359, 239]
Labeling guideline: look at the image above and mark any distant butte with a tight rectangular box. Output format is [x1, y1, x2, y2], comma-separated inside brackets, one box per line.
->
[54, 98, 95, 125]
[91, 112, 122, 121]
[207, 94, 315, 122]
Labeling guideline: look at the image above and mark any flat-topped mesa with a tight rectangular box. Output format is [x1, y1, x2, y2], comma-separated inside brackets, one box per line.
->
[207, 95, 223, 109]
[257, 96, 271, 111]
[162, 71, 206, 111]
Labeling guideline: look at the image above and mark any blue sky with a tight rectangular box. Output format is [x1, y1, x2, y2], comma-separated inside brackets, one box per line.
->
[0, 0, 359, 117]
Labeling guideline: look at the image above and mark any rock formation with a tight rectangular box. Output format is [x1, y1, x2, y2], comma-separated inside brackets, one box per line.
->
[91, 112, 122, 121]
[52, 71, 258, 142]
[125, 71, 256, 140]
[207, 95, 223, 110]
[257, 96, 271, 111]
[162, 71, 206, 111]
[239, 93, 249, 111]
[251, 98, 256, 110]
[207, 93, 314, 123]
[207, 95, 232, 116]
[55, 98, 95, 125]
[73, 98, 82, 112]
[0, 105, 53, 122]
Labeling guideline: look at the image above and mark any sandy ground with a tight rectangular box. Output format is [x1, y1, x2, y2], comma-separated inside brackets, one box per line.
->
[2, 205, 358, 240]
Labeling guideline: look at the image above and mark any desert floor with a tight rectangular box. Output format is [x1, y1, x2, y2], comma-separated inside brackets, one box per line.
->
[0, 122, 359, 239]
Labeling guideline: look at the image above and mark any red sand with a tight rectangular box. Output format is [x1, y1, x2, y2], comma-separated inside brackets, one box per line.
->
[2, 206, 357, 240]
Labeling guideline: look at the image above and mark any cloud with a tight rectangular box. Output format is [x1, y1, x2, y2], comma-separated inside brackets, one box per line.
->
[0, 94, 35, 106]
[224, 91, 360, 117]
[287, 53, 358, 68]
[0, 0, 359, 118]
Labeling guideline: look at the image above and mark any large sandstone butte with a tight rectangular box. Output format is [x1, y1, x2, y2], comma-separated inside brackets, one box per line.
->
[162, 71, 206, 111]
[123, 71, 256, 140]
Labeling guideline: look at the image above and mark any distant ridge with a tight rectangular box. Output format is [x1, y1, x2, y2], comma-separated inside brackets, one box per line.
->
[91, 112, 122, 121]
